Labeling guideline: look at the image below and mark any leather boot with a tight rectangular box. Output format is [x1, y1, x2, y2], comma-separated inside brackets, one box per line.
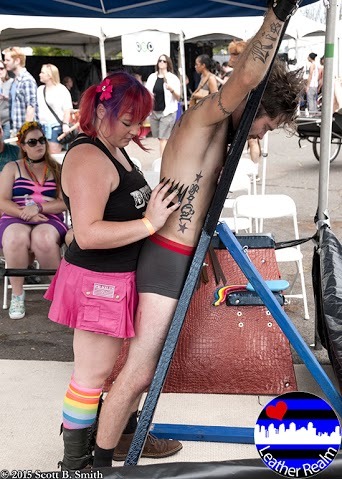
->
[113, 432, 182, 461]
[59, 426, 94, 470]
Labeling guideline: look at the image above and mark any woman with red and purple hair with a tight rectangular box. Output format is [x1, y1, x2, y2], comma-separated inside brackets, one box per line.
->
[45, 71, 182, 470]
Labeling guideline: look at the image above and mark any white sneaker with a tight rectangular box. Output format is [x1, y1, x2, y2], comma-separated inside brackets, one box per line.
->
[9, 294, 26, 319]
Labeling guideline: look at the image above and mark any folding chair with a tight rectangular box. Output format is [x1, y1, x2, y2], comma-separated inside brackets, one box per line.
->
[152, 157, 161, 172]
[233, 194, 310, 319]
[1, 242, 66, 310]
[236, 155, 258, 195]
[130, 157, 142, 170]
[2, 256, 51, 310]
[219, 172, 252, 232]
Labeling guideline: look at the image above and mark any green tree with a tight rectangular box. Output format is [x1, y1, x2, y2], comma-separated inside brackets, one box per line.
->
[32, 46, 73, 56]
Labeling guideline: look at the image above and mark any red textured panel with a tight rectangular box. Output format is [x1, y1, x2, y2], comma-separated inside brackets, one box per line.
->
[104, 248, 297, 395]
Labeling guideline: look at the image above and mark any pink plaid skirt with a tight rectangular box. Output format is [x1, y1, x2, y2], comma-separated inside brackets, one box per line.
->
[45, 259, 137, 338]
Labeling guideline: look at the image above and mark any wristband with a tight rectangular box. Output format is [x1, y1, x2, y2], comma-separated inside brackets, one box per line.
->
[141, 217, 155, 236]
[271, 0, 299, 22]
[36, 202, 43, 214]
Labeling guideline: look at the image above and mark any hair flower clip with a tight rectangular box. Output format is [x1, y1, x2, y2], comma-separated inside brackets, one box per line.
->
[96, 78, 113, 101]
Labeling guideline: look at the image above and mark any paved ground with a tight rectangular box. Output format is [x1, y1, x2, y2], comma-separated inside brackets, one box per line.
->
[0, 128, 341, 366]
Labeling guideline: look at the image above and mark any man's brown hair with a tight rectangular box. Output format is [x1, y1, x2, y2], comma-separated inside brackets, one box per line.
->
[257, 59, 305, 131]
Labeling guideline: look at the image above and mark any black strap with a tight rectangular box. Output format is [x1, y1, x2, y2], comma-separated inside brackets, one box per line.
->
[275, 234, 317, 249]
[43, 87, 63, 126]
[66, 134, 137, 179]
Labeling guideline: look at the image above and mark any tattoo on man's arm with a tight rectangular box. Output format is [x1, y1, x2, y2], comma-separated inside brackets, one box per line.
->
[178, 171, 203, 234]
[250, 20, 281, 64]
[251, 40, 273, 64]
[192, 97, 207, 110]
[270, 21, 282, 36]
[218, 90, 232, 117]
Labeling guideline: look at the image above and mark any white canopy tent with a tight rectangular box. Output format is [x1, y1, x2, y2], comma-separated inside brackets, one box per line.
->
[0, 9, 326, 68]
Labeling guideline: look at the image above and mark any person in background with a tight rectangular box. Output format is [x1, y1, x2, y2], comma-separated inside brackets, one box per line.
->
[306, 52, 318, 114]
[3, 47, 38, 135]
[189, 54, 218, 106]
[44, 72, 182, 470]
[62, 76, 81, 109]
[216, 61, 233, 87]
[227, 39, 261, 172]
[318, 55, 324, 95]
[227, 39, 247, 70]
[0, 121, 67, 320]
[37, 64, 73, 154]
[0, 123, 20, 172]
[333, 79, 342, 113]
[145, 54, 181, 157]
[316, 56, 342, 113]
[0, 59, 14, 140]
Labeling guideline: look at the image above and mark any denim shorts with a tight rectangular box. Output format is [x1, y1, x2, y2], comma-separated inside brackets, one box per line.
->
[43, 124, 62, 143]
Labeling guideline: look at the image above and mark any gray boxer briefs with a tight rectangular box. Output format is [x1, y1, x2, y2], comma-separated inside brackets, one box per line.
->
[136, 233, 195, 299]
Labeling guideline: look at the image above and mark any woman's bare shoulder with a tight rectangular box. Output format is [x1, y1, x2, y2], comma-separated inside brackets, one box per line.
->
[2, 160, 20, 173]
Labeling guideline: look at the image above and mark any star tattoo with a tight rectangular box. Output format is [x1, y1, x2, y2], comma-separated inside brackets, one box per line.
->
[178, 223, 188, 233]
[195, 171, 203, 183]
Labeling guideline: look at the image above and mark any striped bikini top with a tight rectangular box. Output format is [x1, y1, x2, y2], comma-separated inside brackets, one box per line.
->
[6, 161, 58, 208]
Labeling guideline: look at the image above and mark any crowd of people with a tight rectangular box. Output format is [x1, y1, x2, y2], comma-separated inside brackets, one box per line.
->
[1, 0, 336, 469]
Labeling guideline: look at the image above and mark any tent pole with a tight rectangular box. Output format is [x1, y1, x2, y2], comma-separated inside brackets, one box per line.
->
[317, 0, 340, 222]
[179, 31, 188, 110]
[99, 28, 107, 79]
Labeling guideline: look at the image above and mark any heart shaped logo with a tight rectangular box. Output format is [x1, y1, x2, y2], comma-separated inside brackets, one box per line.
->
[266, 400, 288, 421]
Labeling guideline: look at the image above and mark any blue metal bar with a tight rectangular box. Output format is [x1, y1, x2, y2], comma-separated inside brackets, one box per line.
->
[151, 423, 254, 444]
[216, 222, 342, 418]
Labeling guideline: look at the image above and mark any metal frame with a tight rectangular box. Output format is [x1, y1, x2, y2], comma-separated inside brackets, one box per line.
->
[149, 223, 342, 445]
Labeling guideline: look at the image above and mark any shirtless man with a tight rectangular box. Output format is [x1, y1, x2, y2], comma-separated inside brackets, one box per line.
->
[94, 1, 303, 465]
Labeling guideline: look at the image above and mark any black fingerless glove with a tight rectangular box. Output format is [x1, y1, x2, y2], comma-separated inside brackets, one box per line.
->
[269, 0, 299, 22]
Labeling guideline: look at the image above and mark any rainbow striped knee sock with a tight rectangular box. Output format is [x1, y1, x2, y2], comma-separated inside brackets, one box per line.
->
[63, 378, 102, 430]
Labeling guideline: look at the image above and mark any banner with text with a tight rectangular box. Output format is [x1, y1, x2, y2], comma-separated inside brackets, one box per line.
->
[122, 30, 170, 66]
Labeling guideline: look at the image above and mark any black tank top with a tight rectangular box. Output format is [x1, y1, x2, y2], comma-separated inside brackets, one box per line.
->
[62, 134, 151, 272]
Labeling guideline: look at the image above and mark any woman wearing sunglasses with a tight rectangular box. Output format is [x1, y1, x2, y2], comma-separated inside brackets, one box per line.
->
[145, 54, 181, 157]
[0, 121, 67, 319]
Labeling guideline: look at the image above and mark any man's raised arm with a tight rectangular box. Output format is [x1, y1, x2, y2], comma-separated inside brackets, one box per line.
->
[199, 1, 299, 124]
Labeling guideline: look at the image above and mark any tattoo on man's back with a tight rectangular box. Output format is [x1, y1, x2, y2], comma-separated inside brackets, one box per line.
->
[178, 171, 203, 234]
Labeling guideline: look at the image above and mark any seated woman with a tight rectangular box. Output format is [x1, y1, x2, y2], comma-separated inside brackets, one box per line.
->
[0, 121, 67, 320]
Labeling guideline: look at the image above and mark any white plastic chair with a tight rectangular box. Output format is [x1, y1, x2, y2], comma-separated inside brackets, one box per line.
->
[219, 172, 252, 232]
[51, 152, 66, 165]
[152, 157, 161, 172]
[2, 257, 51, 310]
[130, 157, 142, 170]
[236, 155, 258, 195]
[143, 170, 160, 189]
[233, 194, 310, 320]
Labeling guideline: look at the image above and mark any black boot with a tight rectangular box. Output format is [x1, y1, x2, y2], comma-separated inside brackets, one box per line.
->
[59, 426, 94, 471]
